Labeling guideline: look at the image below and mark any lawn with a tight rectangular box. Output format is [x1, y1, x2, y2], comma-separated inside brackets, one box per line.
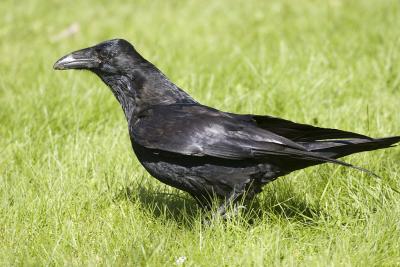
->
[1, 0, 400, 266]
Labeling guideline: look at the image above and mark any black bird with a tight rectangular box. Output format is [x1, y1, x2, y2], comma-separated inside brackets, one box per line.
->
[54, 39, 400, 215]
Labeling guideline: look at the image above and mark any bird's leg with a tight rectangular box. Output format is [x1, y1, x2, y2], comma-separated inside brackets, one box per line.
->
[202, 192, 239, 225]
[214, 190, 244, 219]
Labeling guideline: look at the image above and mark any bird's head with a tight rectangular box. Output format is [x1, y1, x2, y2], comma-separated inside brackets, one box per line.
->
[53, 39, 144, 74]
[54, 38, 196, 114]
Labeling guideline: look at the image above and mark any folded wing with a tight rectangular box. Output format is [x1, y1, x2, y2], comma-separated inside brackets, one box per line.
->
[130, 104, 375, 175]
[247, 114, 371, 141]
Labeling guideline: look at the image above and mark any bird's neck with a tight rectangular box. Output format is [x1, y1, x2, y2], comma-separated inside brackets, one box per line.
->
[98, 67, 197, 122]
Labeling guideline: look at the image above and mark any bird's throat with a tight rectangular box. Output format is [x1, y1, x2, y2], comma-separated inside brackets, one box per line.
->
[98, 71, 197, 123]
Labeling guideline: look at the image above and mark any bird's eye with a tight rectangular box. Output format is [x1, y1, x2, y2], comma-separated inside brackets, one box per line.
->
[97, 50, 117, 61]
[109, 51, 117, 58]
[98, 50, 109, 60]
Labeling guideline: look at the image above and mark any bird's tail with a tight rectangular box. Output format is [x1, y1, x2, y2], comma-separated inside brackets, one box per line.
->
[306, 136, 400, 193]
[304, 136, 400, 159]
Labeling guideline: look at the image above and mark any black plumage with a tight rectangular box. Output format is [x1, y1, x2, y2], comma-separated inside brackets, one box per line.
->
[54, 39, 400, 215]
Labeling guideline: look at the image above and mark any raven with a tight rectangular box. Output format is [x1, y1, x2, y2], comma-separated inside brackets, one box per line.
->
[54, 39, 400, 215]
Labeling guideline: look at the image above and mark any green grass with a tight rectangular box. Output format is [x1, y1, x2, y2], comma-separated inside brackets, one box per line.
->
[1, 0, 400, 265]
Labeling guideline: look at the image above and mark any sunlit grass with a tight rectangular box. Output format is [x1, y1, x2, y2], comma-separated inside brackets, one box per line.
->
[1, 0, 400, 265]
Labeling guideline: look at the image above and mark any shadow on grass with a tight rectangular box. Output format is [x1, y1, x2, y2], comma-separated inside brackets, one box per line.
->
[253, 182, 327, 225]
[113, 184, 201, 226]
[112, 181, 327, 226]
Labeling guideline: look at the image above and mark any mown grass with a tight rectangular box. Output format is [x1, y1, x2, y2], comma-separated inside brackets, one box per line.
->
[1, 0, 400, 266]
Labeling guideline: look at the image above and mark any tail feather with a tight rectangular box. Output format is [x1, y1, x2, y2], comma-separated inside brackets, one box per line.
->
[302, 136, 400, 159]
[285, 136, 399, 191]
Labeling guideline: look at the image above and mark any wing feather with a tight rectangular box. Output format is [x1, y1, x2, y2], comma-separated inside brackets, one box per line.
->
[130, 104, 378, 177]
[247, 114, 372, 141]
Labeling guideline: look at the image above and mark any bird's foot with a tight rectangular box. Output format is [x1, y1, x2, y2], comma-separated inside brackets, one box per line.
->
[202, 203, 247, 225]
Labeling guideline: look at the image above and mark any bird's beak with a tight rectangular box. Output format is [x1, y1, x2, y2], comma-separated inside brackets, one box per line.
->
[53, 47, 100, 70]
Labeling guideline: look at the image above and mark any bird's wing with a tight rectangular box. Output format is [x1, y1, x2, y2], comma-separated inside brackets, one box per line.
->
[241, 114, 371, 141]
[131, 104, 303, 158]
[130, 105, 369, 170]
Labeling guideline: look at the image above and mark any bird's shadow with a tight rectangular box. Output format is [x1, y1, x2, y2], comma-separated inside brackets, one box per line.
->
[113, 184, 201, 226]
[113, 182, 327, 227]
[252, 187, 326, 225]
